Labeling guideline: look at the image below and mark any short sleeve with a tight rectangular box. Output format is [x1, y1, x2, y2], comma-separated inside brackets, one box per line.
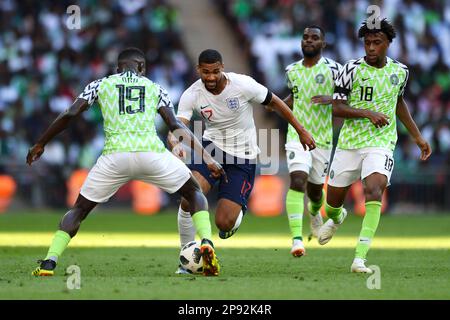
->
[77, 78, 103, 105]
[398, 68, 409, 97]
[333, 60, 359, 101]
[286, 71, 293, 90]
[157, 85, 174, 109]
[176, 88, 195, 121]
[241, 75, 270, 104]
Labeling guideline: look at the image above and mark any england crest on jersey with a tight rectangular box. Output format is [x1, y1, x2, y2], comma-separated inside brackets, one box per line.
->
[226, 97, 240, 111]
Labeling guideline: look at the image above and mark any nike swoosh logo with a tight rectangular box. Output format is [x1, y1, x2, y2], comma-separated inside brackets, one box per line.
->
[361, 77, 370, 82]
[200, 105, 210, 109]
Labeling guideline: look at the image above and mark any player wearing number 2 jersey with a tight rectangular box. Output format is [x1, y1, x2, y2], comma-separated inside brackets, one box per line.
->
[27, 47, 226, 277]
[317, 19, 432, 273]
[282, 26, 342, 258]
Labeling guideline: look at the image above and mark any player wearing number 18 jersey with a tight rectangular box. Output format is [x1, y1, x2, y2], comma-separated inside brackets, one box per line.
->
[27, 48, 225, 277]
[317, 19, 432, 273]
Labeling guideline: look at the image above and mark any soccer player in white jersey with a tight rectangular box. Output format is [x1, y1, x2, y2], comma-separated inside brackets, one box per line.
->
[318, 19, 432, 273]
[27, 48, 225, 277]
[168, 49, 316, 273]
[282, 26, 342, 257]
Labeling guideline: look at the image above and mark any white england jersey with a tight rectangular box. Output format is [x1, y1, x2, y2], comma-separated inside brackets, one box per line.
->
[177, 72, 270, 159]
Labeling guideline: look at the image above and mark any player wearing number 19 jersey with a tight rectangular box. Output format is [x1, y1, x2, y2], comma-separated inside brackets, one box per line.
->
[317, 19, 432, 273]
[27, 48, 225, 277]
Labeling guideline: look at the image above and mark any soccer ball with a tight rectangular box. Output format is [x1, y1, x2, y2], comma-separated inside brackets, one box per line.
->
[179, 241, 203, 274]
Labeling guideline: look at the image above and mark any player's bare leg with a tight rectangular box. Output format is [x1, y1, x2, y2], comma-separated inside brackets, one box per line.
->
[352, 173, 387, 273]
[32, 195, 97, 276]
[215, 198, 243, 239]
[318, 185, 349, 245]
[177, 175, 219, 276]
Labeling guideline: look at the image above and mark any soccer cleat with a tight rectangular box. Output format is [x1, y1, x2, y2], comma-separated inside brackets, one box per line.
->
[318, 208, 347, 245]
[351, 258, 373, 274]
[199, 239, 220, 276]
[219, 229, 237, 239]
[290, 240, 305, 257]
[308, 206, 324, 239]
[175, 264, 191, 275]
[32, 259, 56, 277]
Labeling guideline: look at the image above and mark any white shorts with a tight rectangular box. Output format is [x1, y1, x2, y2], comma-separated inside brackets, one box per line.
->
[328, 147, 394, 188]
[285, 142, 331, 184]
[80, 150, 191, 203]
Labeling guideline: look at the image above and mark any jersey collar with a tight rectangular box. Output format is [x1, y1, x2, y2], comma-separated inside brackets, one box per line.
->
[300, 56, 325, 68]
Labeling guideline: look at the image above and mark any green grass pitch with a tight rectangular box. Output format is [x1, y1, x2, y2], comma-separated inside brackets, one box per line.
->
[0, 210, 449, 299]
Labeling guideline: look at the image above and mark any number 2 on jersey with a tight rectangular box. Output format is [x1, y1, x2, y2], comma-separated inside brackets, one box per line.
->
[116, 85, 145, 115]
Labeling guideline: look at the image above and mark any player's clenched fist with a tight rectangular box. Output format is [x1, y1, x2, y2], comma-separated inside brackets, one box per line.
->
[297, 128, 316, 151]
[365, 110, 390, 128]
[205, 158, 228, 183]
[26, 143, 45, 165]
[171, 143, 187, 160]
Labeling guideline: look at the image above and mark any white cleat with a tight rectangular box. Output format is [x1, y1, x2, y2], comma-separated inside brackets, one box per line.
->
[290, 239, 305, 257]
[318, 208, 347, 245]
[309, 211, 324, 238]
[175, 265, 191, 275]
[351, 258, 373, 274]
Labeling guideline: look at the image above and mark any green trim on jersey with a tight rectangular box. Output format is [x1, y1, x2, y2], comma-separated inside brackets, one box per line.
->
[333, 57, 409, 151]
[81, 71, 167, 155]
[285, 57, 341, 149]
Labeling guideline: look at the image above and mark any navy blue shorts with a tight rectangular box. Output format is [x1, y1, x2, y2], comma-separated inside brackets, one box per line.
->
[188, 139, 256, 213]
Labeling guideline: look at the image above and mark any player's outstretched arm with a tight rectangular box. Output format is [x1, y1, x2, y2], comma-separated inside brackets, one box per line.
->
[266, 93, 316, 151]
[396, 96, 431, 161]
[26, 98, 89, 165]
[159, 106, 227, 182]
[311, 95, 332, 105]
[332, 99, 390, 128]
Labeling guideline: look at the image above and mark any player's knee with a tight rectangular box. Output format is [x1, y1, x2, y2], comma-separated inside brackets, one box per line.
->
[215, 215, 234, 232]
[290, 176, 306, 192]
[185, 190, 208, 212]
[364, 186, 383, 201]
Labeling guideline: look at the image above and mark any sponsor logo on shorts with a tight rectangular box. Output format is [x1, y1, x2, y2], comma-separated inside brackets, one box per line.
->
[289, 152, 295, 160]
[330, 170, 334, 179]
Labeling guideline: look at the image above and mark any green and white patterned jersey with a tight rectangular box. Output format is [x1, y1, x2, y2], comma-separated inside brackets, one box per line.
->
[285, 57, 342, 149]
[78, 71, 170, 155]
[333, 56, 409, 151]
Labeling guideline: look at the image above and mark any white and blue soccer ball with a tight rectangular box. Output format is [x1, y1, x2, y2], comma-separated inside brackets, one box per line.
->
[179, 241, 203, 274]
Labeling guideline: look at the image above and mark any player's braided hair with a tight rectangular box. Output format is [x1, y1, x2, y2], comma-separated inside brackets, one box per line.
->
[358, 18, 396, 42]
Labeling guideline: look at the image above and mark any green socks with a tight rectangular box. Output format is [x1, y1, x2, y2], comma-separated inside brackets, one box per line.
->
[308, 189, 324, 216]
[325, 203, 344, 224]
[45, 230, 71, 263]
[355, 201, 382, 259]
[192, 210, 212, 240]
[286, 189, 304, 241]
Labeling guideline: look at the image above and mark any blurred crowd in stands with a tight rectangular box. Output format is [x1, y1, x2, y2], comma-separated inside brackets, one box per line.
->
[215, 0, 449, 169]
[0, 0, 447, 209]
[0, 0, 195, 207]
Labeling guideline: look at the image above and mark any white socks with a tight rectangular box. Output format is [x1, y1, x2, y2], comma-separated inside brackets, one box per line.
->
[177, 206, 196, 247]
[232, 210, 243, 232]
